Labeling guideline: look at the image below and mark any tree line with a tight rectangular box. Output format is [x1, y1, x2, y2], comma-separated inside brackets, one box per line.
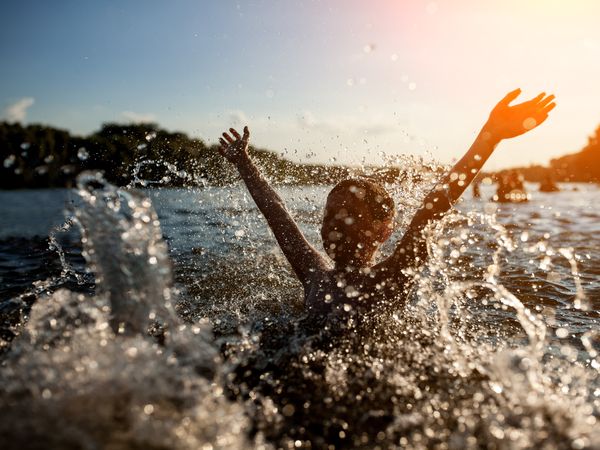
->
[0, 121, 355, 189]
[549, 124, 600, 182]
[488, 125, 600, 184]
[0, 120, 598, 189]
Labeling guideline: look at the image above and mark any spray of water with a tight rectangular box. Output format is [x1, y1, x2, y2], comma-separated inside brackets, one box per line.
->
[0, 166, 598, 449]
[0, 172, 264, 449]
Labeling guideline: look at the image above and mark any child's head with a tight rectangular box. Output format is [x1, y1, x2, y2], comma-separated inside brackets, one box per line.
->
[321, 178, 396, 268]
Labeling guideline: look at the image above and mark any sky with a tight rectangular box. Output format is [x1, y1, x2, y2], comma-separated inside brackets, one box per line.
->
[1, 0, 600, 169]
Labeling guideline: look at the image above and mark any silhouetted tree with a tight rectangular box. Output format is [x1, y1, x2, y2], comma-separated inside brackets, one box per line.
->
[551, 125, 600, 182]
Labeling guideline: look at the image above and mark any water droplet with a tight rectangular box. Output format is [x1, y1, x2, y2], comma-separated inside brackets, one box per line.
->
[523, 117, 537, 130]
[77, 147, 89, 160]
[35, 165, 48, 175]
[556, 327, 569, 338]
[3, 154, 16, 168]
[490, 382, 503, 394]
[282, 404, 295, 416]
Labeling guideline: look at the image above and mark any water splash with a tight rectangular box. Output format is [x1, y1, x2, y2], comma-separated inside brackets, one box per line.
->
[75, 171, 177, 335]
[48, 217, 85, 283]
[0, 172, 261, 449]
[0, 167, 598, 449]
[212, 174, 599, 448]
[0, 288, 255, 449]
[129, 159, 207, 189]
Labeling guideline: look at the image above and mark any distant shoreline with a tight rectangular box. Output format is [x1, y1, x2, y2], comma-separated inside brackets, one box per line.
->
[1, 121, 598, 189]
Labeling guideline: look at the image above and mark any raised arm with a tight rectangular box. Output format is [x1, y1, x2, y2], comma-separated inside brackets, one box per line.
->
[218, 126, 327, 284]
[378, 89, 556, 272]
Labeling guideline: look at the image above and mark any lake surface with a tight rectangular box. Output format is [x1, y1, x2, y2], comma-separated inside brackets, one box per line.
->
[0, 179, 599, 449]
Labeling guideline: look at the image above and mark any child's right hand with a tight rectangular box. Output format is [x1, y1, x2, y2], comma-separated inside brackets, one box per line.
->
[218, 126, 250, 163]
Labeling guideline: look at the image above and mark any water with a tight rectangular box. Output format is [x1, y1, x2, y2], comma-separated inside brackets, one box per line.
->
[0, 175, 598, 449]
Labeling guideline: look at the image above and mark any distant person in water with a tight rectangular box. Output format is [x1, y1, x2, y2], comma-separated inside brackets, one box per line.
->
[495, 170, 529, 202]
[539, 173, 560, 192]
[217, 89, 555, 316]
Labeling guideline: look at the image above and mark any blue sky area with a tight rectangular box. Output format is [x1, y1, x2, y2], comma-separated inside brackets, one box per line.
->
[2, 0, 600, 168]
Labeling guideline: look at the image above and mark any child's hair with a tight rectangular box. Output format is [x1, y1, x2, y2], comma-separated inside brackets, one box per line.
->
[324, 178, 395, 223]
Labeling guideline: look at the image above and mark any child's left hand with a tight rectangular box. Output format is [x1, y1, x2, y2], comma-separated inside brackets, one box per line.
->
[484, 89, 555, 140]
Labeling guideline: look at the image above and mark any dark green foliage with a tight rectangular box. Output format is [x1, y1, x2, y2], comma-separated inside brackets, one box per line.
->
[0, 121, 234, 188]
[0, 122, 78, 188]
[0, 121, 408, 189]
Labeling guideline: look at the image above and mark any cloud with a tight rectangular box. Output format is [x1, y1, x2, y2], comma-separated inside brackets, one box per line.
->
[121, 111, 157, 123]
[2, 97, 35, 122]
[297, 110, 317, 128]
[362, 123, 398, 136]
[297, 111, 340, 133]
[297, 110, 398, 136]
[227, 110, 248, 126]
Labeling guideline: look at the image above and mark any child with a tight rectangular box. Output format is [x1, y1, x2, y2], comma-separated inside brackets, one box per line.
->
[218, 89, 555, 315]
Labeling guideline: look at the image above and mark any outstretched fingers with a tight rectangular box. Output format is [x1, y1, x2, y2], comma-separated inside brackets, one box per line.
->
[217, 126, 251, 160]
[218, 138, 228, 156]
[229, 128, 241, 140]
[225, 127, 249, 143]
[538, 94, 555, 109]
[532, 95, 556, 118]
[514, 92, 545, 110]
[541, 101, 556, 114]
[532, 99, 556, 125]
[528, 92, 546, 105]
[499, 88, 522, 106]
